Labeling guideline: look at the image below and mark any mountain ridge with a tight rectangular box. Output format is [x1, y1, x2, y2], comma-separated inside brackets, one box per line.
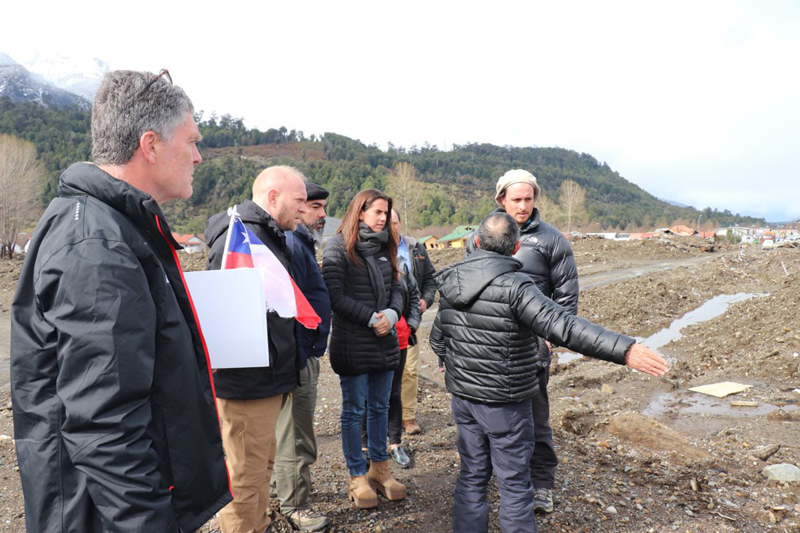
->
[0, 52, 90, 110]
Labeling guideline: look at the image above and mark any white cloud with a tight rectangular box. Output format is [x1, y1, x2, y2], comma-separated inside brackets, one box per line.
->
[1, 0, 798, 220]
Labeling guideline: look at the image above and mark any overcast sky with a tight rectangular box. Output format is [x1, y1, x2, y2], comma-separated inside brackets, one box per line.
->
[2, 1, 799, 222]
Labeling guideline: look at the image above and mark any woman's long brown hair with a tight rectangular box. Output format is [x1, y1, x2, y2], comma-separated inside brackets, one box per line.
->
[337, 188, 399, 278]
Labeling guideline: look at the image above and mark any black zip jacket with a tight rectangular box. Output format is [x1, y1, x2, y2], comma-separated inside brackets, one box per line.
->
[430, 249, 633, 404]
[322, 233, 403, 376]
[405, 236, 437, 308]
[205, 200, 299, 399]
[11, 162, 232, 532]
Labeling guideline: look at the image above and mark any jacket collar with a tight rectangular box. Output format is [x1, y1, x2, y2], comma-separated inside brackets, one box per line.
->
[236, 199, 287, 249]
[58, 162, 181, 249]
[435, 248, 521, 308]
[491, 206, 541, 234]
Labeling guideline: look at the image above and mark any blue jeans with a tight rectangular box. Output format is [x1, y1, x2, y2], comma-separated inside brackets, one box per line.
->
[339, 370, 394, 476]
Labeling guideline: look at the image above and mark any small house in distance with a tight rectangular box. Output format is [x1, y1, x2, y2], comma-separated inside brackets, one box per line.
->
[418, 235, 438, 251]
[436, 225, 477, 249]
[172, 233, 207, 253]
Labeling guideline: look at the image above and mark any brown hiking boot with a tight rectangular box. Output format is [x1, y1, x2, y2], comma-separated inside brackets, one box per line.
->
[348, 475, 378, 509]
[402, 419, 421, 435]
[367, 460, 407, 500]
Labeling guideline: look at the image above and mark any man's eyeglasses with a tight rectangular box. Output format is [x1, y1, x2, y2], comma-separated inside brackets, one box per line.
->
[137, 69, 172, 98]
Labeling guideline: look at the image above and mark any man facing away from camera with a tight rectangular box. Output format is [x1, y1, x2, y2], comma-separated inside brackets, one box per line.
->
[466, 168, 578, 513]
[11, 69, 231, 532]
[433, 212, 669, 533]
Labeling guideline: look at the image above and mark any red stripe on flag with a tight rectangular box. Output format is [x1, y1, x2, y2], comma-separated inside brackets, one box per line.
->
[291, 279, 322, 329]
[225, 251, 254, 269]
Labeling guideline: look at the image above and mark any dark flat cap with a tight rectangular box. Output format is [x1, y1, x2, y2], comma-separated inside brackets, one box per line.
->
[306, 182, 329, 201]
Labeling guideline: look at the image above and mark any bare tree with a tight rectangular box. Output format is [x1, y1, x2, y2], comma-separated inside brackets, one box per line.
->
[0, 135, 44, 259]
[386, 162, 423, 234]
[535, 193, 561, 227]
[559, 179, 586, 233]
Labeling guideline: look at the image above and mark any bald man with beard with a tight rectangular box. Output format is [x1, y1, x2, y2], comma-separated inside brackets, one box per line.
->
[204, 165, 308, 533]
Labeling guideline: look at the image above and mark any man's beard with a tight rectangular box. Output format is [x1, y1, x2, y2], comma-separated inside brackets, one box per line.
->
[302, 218, 325, 247]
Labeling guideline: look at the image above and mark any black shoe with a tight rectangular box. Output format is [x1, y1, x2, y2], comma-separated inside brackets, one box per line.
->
[533, 487, 554, 513]
[389, 445, 411, 469]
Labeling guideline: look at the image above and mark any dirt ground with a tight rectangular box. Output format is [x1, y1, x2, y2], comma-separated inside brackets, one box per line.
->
[0, 237, 798, 532]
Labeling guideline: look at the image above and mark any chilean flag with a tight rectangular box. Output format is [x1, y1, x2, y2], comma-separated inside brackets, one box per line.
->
[223, 215, 321, 329]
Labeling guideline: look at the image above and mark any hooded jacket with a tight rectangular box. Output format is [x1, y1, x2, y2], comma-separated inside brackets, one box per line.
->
[11, 162, 231, 532]
[430, 249, 633, 404]
[466, 207, 578, 314]
[286, 224, 331, 370]
[322, 233, 404, 376]
[205, 200, 298, 399]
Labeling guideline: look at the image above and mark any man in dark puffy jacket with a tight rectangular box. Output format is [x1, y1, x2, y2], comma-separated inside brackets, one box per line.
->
[11, 70, 231, 532]
[432, 212, 668, 533]
[270, 182, 332, 531]
[205, 165, 308, 533]
[465, 168, 577, 513]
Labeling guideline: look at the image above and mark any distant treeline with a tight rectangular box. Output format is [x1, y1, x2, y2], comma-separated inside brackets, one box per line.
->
[0, 98, 766, 234]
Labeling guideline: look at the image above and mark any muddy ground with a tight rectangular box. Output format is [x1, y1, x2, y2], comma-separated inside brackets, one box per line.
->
[0, 237, 798, 532]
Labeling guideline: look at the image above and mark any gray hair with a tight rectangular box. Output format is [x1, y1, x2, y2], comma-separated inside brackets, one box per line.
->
[477, 212, 520, 256]
[91, 70, 194, 165]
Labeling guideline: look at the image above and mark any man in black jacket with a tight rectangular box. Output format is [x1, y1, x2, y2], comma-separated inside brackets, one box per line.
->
[11, 70, 231, 532]
[432, 212, 668, 533]
[466, 168, 577, 513]
[397, 213, 437, 436]
[270, 182, 332, 531]
[205, 165, 308, 533]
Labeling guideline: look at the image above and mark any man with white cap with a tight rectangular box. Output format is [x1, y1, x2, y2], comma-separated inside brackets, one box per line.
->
[466, 168, 577, 514]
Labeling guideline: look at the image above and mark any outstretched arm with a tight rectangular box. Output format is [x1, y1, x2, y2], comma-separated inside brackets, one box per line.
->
[624, 343, 669, 376]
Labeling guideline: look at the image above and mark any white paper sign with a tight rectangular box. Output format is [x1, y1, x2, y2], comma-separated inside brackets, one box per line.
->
[184, 269, 270, 368]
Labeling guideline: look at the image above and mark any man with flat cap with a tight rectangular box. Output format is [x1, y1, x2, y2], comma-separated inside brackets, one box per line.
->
[271, 182, 332, 531]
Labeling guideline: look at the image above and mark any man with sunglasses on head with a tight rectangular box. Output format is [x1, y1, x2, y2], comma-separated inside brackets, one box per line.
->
[11, 70, 231, 532]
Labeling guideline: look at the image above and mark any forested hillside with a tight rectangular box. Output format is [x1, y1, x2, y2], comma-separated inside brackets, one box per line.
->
[0, 98, 765, 234]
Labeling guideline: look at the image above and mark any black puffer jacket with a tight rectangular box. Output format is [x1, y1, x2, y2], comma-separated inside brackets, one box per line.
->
[430, 249, 633, 404]
[322, 233, 403, 376]
[466, 207, 578, 314]
[205, 200, 298, 399]
[11, 163, 231, 532]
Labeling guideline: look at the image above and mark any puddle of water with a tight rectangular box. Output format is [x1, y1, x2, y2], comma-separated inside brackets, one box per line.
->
[556, 352, 583, 364]
[641, 292, 764, 351]
[643, 390, 797, 418]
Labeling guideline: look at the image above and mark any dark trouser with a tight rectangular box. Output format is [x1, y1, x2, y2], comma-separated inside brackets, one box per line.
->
[530, 358, 557, 489]
[451, 396, 537, 533]
[362, 348, 407, 446]
[270, 356, 320, 513]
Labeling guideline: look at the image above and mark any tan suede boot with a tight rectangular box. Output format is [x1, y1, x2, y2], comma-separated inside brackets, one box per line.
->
[348, 475, 378, 509]
[367, 460, 407, 500]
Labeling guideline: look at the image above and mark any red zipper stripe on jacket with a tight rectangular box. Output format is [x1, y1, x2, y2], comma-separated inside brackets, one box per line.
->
[155, 215, 234, 497]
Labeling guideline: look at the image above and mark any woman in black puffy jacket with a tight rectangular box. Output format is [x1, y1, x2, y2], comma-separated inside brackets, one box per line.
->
[322, 188, 408, 509]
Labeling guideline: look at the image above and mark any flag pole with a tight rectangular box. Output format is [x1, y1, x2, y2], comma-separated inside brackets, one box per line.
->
[220, 205, 239, 270]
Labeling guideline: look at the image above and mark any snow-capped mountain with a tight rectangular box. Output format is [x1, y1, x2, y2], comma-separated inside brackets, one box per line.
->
[0, 51, 90, 109]
[19, 51, 109, 101]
